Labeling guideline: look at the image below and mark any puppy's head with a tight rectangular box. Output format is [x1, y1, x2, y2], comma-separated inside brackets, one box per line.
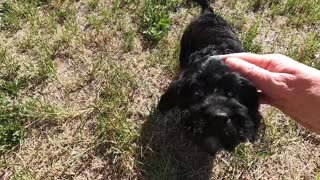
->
[180, 95, 257, 155]
[157, 55, 261, 155]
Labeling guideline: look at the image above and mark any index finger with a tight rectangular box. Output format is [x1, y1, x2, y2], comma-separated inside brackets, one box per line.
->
[221, 53, 274, 70]
[222, 53, 307, 74]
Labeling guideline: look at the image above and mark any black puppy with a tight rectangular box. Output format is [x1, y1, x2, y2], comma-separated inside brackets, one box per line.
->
[158, 0, 262, 155]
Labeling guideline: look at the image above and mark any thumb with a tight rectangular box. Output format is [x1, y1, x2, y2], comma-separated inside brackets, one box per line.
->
[225, 57, 273, 92]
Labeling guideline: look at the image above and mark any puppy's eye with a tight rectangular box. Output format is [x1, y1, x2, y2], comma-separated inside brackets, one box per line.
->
[231, 115, 245, 127]
[184, 126, 192, 131]
[227, 118, 232, 125]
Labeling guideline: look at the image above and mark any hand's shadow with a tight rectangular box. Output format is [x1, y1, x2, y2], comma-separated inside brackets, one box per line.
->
[137, 107, 214, 180]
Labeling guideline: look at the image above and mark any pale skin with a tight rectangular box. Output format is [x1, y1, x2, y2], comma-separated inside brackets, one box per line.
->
[222, 53, 320, 134]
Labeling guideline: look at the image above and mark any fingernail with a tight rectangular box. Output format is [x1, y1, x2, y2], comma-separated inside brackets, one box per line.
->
[225, 57, 238, 64]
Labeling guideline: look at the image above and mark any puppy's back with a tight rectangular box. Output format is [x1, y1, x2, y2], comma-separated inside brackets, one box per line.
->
[179, 1, 244, 68]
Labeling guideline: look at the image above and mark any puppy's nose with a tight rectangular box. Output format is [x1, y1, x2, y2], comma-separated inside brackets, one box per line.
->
[215, 112, 231, 125]
[202, 136, 221, 156]
[215, 112, 230, 120]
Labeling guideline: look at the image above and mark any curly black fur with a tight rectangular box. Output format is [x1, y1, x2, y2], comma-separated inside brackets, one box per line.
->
[158, 0, 262, 155]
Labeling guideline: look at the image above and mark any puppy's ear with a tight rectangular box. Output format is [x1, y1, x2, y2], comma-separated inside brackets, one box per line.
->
[158, 78, 203, 112]
[158, 83, 178, 113]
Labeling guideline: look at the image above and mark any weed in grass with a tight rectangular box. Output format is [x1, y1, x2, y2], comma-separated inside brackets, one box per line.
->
[242, 22, 262, 53]
[0, 96, 25, 153]
[141, 0, 181, 42]
[0, 94, 68, 153]
[141, 4, 171, 42]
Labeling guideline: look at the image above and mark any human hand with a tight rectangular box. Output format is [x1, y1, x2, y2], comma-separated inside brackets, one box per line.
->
[223, 53, 320, 134]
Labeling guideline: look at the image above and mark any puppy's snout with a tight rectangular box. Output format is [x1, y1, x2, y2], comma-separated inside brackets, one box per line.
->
[215, 112, 229, 119]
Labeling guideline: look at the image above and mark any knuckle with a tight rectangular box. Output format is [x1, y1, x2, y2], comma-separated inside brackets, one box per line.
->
[246, 64, 257, 74]
[271, 54, 286, 60]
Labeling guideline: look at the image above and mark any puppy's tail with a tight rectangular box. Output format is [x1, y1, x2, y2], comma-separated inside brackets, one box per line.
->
[194, 0, 214, 14]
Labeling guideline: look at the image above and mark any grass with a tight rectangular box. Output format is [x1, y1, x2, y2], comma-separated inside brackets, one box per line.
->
[0, 1, 50, 31]
[0, 44, 67, 152]
[95, 61, 139, 173]
[0, 1, 29, 30]
[246, 0, 320, 26]
[0, 0, 319, 179]
[144, 152, 179, 179]
[242, 22, 262, 53]
[123, 28, 136, 52]
[290, 33, 320, 69]
[88, 0, 100, 10]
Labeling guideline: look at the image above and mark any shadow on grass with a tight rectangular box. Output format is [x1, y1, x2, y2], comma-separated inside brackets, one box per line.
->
[137, 108, 214, 180]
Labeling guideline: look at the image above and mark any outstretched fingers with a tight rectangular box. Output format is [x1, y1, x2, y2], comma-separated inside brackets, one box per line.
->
[225, 57, 274, 93]
[225, 57, 277, 105]
[222, 53, 275, 70]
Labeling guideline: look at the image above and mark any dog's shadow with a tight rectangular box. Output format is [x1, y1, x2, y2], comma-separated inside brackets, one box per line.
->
[137, 107, 214, 179]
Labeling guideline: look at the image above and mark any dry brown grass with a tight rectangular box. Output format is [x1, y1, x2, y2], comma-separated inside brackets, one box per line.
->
[0, 0, 319, 179]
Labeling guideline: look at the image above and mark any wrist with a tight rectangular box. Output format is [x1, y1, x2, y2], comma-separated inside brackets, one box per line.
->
[288, 72, 320, 133]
